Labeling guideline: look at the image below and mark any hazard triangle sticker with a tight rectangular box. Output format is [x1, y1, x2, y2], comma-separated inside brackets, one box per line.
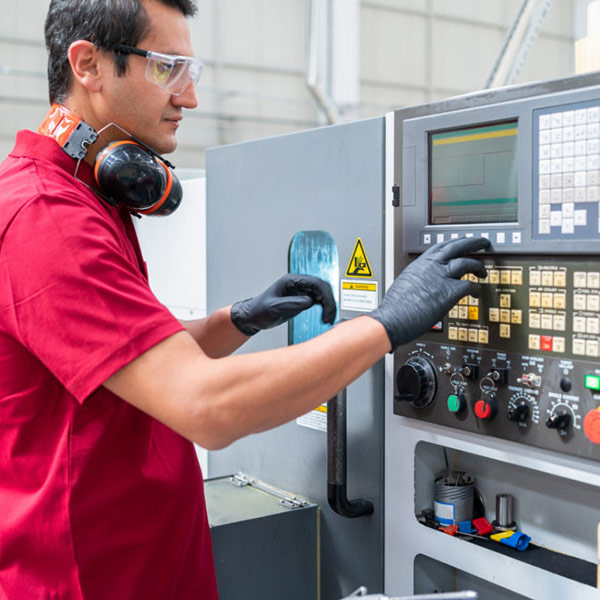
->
[345, 238, 373, 278]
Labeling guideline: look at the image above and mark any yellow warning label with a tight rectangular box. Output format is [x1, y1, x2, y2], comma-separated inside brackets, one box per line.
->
[345, 238, 373, 278]
[315, 405, 328, 414]
[342, 281, 377, 292]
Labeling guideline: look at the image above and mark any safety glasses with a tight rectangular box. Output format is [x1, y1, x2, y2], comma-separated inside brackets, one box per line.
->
[114, 44, 203, 96]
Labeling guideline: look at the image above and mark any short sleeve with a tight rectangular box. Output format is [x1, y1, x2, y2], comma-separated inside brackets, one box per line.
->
[0, 192, 184, 402]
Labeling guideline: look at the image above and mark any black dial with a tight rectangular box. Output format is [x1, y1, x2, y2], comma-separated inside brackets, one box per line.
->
[508, 402, 529, 423]
[396, 356, 437, 408]
[546, 410, 571, 431]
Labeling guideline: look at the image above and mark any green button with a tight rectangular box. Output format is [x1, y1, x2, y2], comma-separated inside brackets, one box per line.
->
[447, 394, 461, 412]
[585, 374, 600, 391]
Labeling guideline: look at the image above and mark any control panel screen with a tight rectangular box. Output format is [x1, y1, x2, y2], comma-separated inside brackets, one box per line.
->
[429, 120, 519, 225]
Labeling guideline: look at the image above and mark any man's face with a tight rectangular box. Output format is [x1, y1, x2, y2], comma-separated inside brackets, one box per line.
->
[98, 0, 198, 154]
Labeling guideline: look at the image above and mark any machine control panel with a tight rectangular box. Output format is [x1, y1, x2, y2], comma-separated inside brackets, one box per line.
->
[394, 256, 600, 460]
[396, 82, 600, 461]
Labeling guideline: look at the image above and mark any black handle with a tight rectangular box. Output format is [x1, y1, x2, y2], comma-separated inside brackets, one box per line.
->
[327, 388, 374, 518]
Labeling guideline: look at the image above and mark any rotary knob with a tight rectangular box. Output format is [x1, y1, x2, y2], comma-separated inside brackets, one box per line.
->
[546, 410, 570, 431]
[396, 356, 437, 408]
[508, 402, 529, 423]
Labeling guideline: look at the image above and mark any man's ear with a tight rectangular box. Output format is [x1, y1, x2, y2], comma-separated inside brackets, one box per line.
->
[67, 40, 104, 93]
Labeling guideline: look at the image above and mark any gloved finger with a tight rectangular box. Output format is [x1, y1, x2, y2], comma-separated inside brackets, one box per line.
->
[269, 295, 315, 316]
[430, 236, 490, 262]
[446, 257, 488, 280]
[447, 279, 482, 302]
[285, 275, 336, 324]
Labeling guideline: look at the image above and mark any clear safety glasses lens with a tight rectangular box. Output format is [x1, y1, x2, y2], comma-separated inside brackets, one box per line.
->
[144, 51, 203, 96]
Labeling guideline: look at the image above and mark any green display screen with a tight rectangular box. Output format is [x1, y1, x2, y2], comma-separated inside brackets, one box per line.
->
[429, 120, 519, 225]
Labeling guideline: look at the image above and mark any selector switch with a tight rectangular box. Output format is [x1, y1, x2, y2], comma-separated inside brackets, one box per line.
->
[461, 363, 479, 380]
[490, 369, 509, 384]
[517, 373, 541, 388]
[396, 356, 437, 409]
[508, 402, 529, 423]
[546, 411, 571, 431]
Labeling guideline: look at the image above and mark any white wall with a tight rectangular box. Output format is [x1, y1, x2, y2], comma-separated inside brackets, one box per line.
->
[134, 174, 209, 474]
[0, 0, 588, 170]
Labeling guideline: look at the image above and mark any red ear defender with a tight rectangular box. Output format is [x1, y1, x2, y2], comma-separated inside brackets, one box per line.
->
[94, 141, 182, 216]
[38, 104, 182, 216]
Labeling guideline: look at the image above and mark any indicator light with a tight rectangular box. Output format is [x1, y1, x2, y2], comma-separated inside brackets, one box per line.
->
[584, 374, 600, 391]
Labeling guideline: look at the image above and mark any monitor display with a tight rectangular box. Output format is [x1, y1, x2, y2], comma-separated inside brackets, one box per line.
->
[429, 120, 519, 225]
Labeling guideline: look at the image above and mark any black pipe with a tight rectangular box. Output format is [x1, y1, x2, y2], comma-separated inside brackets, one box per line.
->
[327, 388, 374, 518]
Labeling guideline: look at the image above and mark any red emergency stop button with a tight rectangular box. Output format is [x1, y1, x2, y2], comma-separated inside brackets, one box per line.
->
[584, 408, 600, 444]
[475, 399, 496, 420]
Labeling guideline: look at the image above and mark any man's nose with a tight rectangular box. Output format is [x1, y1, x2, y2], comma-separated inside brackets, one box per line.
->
[172, 81, 198, 109]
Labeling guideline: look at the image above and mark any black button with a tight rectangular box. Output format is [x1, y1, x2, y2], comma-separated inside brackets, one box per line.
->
[560, 378, 572, 392]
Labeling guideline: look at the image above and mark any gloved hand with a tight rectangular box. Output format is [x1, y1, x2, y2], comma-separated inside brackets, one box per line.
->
[370, 236, 490, 351]
[231, 273, 336, 336]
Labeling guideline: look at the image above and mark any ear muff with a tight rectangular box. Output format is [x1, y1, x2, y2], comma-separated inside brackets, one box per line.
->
[94, 141, 182, 216]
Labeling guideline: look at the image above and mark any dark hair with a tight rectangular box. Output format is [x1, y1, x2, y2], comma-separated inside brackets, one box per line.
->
[44, 0, 198, 104]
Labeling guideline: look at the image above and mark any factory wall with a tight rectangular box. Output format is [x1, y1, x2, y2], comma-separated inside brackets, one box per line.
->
[0, 0, 584, 168]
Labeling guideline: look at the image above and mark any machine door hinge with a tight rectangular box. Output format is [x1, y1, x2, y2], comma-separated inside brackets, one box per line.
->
[229, 471, 310, 509]
[391, 184, 400, 207]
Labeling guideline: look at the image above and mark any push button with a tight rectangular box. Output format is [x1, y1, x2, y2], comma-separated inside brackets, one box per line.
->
[560, 378, 572, 392]
[475, 398, 497, 420]
[585, 374, 600, 391]
[584, 408, 600, 444]
[553, 337, 565, 353]
[447, 393, 466, 414]
[553, 271, 567, 287]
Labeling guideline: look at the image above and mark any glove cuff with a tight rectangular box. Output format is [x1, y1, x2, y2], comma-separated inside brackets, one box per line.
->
[230, 300, 259, 336]
[368, 311, 403, 353]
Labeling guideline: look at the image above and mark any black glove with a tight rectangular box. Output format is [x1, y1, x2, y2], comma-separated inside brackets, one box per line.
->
[231, 274, 336, 336]
[370, 236, 490, 351]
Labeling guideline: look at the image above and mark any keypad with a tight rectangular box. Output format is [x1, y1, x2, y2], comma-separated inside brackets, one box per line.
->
[527, 267, 568, 353]
[572, 269, 600, 357]
[442, 261, 600, 359]
[537, 105, 600, 237]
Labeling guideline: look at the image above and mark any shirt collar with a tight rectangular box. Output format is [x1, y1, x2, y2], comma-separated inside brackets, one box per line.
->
[11, 129, 96, 188]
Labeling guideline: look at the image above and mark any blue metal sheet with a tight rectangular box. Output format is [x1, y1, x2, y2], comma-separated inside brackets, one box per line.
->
[288, 230, 339, 345]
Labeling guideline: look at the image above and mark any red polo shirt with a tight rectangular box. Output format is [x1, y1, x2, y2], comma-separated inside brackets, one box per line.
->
[0, 131, 218, 599]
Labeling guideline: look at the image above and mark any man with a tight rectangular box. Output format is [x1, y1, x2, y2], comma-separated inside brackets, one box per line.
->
[0, 0, 489, 597]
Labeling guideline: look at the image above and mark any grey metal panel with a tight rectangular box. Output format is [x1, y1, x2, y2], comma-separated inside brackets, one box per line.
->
[206, 117, 386, 600]
[414, 555, 531, 599]
[206, 477, 318, 600]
